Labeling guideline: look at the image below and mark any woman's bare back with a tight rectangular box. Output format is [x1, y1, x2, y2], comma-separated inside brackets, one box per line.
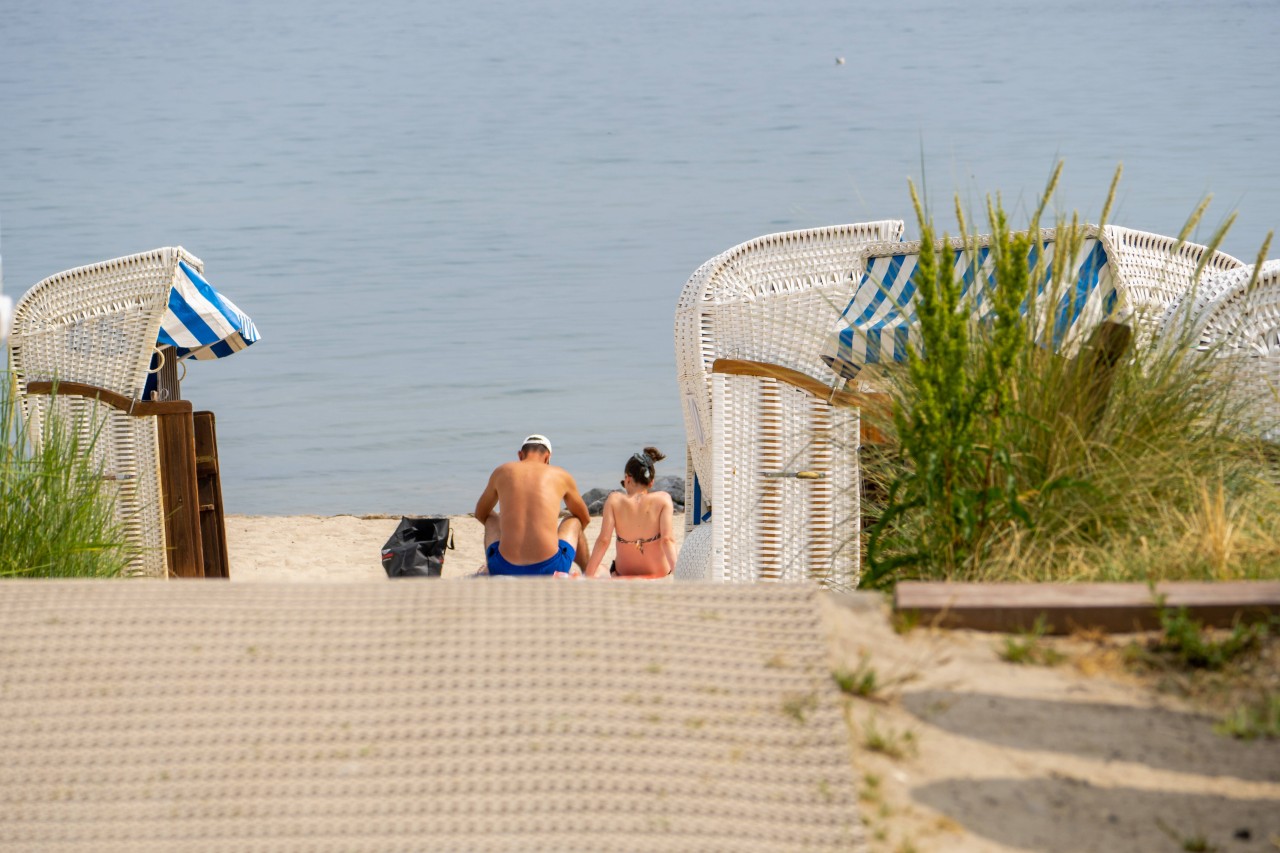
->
[609, 490, 675, 577]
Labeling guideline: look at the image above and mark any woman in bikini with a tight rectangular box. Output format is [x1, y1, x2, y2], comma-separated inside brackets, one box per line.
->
[583, 447, 677, 579]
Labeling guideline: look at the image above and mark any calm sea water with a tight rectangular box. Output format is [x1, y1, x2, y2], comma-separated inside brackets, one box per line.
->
[3, 0, 1278, 514]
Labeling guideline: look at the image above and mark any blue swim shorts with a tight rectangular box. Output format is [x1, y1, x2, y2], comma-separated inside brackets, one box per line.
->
[486, 540, 576, 576]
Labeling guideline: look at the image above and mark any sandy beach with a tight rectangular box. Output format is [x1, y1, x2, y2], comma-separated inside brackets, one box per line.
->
[222, 513, 1278, 853]
[224, 513, 684, 581]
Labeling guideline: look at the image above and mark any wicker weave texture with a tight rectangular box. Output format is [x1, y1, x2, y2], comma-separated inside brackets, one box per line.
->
[1099, 225, 1243, 345]
[0, 581, 866, 853]
[1170, 261, 1280, 439]
[710, 375, 859, 589]
[11, 248, 203, 399]
[675, 221, 904, 498]
[673, 522, 714, 581]
[1164, 260, 1280, 345]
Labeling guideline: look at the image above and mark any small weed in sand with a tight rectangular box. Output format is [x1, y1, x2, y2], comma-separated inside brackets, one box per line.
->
[781, 692, 819, 724]
[1122, 609, 1278, 740]
[1154, 605, 1267, 671]
[833, 654, 879, 698]
[861, 713, 917, 759]
[891, 609, 921, 634]
[859, 771, 882, 804]
[999, 615, 1065, 666]
[1214, 692, 1280, 740]
[1157, 818, 1219, 852]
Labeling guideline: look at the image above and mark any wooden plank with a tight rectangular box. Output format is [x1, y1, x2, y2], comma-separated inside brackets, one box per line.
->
[155, 411, 204, 578]
[26, 381, 193, 416]
[710, 358, 892, 444]
[192, 411, 230, 579]
[894, 581, 1280, 633]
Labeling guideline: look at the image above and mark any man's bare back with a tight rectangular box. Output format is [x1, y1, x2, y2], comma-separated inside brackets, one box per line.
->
[474, 436, 591, 574]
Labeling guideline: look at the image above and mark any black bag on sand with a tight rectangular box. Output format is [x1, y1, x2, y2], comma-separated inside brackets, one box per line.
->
[381, 517, 454, 577]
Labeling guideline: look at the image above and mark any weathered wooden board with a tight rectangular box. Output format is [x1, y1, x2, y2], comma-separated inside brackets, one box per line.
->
[894, 581, 1280, 633]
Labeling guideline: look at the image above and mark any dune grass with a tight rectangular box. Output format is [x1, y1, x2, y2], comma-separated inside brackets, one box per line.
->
[859, 165, 1280, 588]
[1, 370, 133, 577]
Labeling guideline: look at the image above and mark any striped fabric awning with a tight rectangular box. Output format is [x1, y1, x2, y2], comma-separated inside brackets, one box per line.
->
[158, 260, 260, 361]
[822, 237, 1114, 380]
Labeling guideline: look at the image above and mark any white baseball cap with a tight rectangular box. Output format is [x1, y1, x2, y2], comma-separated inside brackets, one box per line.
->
[523, 434, 553, 453]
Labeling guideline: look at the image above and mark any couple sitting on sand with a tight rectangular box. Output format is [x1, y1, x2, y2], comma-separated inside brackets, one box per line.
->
[474, 434, 676, 579]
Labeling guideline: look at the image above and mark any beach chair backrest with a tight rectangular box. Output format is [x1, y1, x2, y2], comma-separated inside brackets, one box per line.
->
[1104, 225, 1244, 343]
[675, 220, 904, 502]
[821, 225, 1243, 381]
[11, 247, 203, 399]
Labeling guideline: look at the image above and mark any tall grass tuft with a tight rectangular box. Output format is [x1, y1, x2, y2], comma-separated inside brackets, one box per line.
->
[861, 166, 1280, 588]
[1, 370, 133, 577]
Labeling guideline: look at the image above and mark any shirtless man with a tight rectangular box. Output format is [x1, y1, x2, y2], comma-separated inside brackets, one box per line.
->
[474, 434, 591, 576]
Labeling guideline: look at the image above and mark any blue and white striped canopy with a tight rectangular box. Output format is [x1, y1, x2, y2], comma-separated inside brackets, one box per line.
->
[822, 238, 1115, 380]
[158, 261, 260, 361]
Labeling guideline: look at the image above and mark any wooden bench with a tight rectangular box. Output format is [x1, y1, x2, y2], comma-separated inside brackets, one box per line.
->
[894, 581, 1280, 633]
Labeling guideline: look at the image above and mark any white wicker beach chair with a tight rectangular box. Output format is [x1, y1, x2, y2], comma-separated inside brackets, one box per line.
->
[674, 221, 905, 588]
[674, 222, 1237, 588]
[1162, 260, 1280, 439]
[9, 248, 206, 577]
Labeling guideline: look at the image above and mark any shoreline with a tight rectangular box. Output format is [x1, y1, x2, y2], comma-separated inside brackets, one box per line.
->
[224, 513, 687, 582]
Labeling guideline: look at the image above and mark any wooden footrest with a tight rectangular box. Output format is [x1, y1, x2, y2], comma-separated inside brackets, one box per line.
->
[893, 581, 1280, 633]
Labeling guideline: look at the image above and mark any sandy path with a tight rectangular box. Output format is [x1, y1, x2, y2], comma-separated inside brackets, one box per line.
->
[224, 514, 1279, 852]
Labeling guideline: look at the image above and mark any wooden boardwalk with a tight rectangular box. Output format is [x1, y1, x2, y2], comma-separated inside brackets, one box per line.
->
[0, 580, 865, 852]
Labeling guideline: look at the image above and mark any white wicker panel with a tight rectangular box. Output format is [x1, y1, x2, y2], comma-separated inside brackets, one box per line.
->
[1230, 354, 1280, 441]
[22, 394, 166, 577]
[675, 221, 904, 500]
[673, 522, 713, 581]
[1100, 225, 1243, 347]
[1174, 261, 1280, 440]
[711, 374, 859, 589]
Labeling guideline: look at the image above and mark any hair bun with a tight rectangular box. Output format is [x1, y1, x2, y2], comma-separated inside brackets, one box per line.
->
[643, 446, 665, 463]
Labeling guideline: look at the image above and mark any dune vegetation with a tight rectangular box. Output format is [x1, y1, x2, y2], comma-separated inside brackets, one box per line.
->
[1, 371, 132, 578]
[859, 166, 1280, 589]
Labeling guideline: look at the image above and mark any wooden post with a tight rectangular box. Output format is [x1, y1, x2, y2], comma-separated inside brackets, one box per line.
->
[155, 409, 204, 578]
[193, 412, 230, 578]
[1065, 320, 1132, 432]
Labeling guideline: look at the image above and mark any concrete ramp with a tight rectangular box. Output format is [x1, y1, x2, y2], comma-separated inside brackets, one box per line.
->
[0, 580, 865, 851]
